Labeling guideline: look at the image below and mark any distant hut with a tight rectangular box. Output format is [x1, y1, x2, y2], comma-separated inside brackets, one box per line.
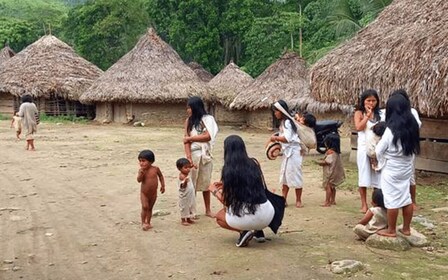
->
[80, 28, 208, 125]
[188, 62, 214, 83]
[230, 51, 311, 129]
[208, 61, 253, 125]
[310, 0, 448, 173]
[0, 45, 16, 116]
[0, 35, 102, 118]
[0, 45, 15, 64]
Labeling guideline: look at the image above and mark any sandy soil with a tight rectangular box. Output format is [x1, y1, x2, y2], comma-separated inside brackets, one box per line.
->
[1, 120, 447, 280]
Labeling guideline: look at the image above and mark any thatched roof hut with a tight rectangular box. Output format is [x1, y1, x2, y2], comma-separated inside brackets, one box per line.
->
[0, 35, 103, 101]
[80, 28, 208, 104]
[230, 51, 310, 111]
[0, 45, 15, 65]
[208, 62, 253, 107]
[310, 0, 448, 118]
[188, 61, 214, 83]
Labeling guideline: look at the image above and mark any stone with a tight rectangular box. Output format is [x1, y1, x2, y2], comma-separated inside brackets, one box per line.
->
[365, 234, 411, 251]
[330, 260, 364, 274]
[412, 215, 435, 229]
[397, 226, 429, 247]
[152, 210, 170, 217]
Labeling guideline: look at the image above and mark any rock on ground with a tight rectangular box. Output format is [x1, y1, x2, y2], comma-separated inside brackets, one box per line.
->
[365, 234, 411, 251]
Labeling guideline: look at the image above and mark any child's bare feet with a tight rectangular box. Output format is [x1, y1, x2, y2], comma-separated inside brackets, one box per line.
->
[398, 228, 411, 236]
[205, 211, 215, 218]
[412, 203, 419, 211]
[181, 220, 190, 226]
[295, 202, 303, 208]
[331, 201, 336, 205]
[377, 229, 396, 237]
[187, 218, 195, 224]
[360, 207, 368, 213]
[142, 223, 152, 231]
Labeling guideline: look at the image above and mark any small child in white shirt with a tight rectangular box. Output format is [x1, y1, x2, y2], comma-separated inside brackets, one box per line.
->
[176, 158, 196, 226]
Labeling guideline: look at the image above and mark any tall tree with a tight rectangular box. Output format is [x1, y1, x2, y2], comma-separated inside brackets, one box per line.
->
[61, 0, 149, 70]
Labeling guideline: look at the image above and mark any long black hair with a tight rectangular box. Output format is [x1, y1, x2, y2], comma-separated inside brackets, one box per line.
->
[385, 94, 420, 156]
[221, 135, 267, 216]
[187, 96, 207, 132]
[273, 99, 297, 133]
[356, 89, 381, 122]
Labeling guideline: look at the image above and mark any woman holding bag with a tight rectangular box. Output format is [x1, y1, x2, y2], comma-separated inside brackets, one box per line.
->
[209, 135, 284, 247]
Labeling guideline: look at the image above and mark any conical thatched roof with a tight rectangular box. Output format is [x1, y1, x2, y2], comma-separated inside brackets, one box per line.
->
[0, 35, 102, 100]
[0, 45, 15, 65]
[208, 62, 253, 107]
[230, 51, 310, 111]
[80, 28, 208, 104]
[188, 61, 214, 82]
[310, 0, 448, 117]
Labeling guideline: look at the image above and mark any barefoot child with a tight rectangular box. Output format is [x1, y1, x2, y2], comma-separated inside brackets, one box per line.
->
[137, 150, 165, 231]
[10, 112, 22, 140]
[176, 158, 196, 226]
[353, 188, 387, 240]
[316, 133, 345, 207]
[271, 100, 304, 208]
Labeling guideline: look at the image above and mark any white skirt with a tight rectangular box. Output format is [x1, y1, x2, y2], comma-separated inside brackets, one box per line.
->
[226, 201, 275, 231]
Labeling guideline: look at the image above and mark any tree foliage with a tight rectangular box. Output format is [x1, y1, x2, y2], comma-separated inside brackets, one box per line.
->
[0, 0, 68, 51]
[61, 0, 149, 70]
[1, 0, 393, 77]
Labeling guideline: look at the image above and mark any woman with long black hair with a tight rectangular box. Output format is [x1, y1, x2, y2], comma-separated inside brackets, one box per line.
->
[354, 89, 383, 213]
[210, 135, 274, 247]
[376, 93, 420, 237]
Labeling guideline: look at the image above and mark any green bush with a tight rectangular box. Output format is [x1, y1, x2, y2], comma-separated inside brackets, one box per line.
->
[38, 113, 88, 123]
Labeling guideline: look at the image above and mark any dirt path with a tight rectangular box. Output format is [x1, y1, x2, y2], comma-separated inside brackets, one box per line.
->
[1, 120, 447, 280]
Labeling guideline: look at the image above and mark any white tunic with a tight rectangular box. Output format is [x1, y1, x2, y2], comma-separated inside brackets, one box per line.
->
[357, 111, 383, 188]
[178, 177, 196, 218]
[375, 128, 413, 209]
[279, 120, 303, 188]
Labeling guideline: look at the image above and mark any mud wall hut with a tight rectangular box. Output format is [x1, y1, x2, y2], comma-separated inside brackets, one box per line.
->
[0, 36, 103, 118]
[208, 62, 253, 126]
[80, 28, 208, 125]
[0, 45, 16, 116]
[309, 0, 448, 173]
[230, 51, 311, 129]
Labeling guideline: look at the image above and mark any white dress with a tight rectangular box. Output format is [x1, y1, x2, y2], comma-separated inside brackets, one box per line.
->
[279, 120, 303, 188]
[375, 128, 413, 209]
[189, 115, 219, 192]
[357, 112, 382, 188]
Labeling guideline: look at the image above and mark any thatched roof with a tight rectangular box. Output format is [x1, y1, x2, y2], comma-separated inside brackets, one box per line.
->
[188, 62, 214, 82]
[80, 28, 208, 104]
[208, 62, 253, 107]
[0, 45, 15, 65]
[230, 51, 311, 111]
[0, 35, 102, 100]
[310, 0, 448, 117]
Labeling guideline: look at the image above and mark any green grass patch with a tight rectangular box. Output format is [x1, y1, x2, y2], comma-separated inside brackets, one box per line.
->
[0, 113, 11, 120]
[39, 113, 89, 124]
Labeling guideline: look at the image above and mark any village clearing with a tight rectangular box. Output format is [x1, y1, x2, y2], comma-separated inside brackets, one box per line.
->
[1, 120, 447, 280]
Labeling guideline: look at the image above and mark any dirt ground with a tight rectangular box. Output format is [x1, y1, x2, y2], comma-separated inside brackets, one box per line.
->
[1, 120, 447, 280]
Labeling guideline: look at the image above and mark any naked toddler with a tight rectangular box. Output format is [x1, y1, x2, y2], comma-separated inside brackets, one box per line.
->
[137, 150, 165, 230]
